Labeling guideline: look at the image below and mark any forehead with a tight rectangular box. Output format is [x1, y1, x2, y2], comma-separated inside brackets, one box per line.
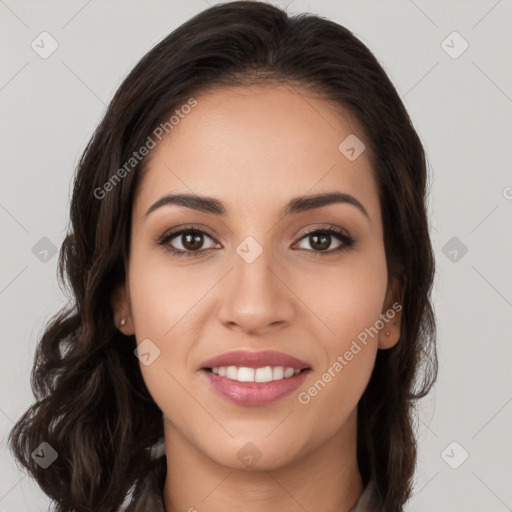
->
[134, 84, 380, 226]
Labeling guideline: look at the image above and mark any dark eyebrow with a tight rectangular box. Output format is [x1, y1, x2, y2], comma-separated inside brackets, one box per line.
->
[281, 192, 369, 221]
[145, 191, 370, 222]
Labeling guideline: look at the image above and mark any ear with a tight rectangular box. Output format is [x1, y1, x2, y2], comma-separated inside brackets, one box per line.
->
[111, 281, 135, 336]
[377, 277, 403, 350]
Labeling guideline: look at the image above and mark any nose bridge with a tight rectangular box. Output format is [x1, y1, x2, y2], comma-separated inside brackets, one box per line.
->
[235, 240, 275, 296]
[218, 236, 293, 333]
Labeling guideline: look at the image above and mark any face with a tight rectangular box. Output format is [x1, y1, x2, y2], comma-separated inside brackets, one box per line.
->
[113, 84, 401, 471]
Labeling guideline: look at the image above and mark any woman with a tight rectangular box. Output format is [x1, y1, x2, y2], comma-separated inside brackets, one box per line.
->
[8, 2, 437, 511]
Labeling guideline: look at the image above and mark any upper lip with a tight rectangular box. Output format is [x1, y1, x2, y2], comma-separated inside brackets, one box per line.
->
[200, 350, 312, 370]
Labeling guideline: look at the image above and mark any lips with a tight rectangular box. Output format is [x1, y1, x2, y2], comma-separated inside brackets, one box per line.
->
[200, 349, 312, 370]
[199, 349, 312, 406]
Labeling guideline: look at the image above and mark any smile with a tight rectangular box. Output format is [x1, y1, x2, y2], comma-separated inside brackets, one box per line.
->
[199, 349, 312, 406]
[200, 367, 311, 406]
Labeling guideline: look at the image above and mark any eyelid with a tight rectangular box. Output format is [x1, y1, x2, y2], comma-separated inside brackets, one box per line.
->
[296, 224, 351, 240]
[157, 224, 217, 241]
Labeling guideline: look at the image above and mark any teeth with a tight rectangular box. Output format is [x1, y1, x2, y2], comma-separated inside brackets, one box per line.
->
[272, 366, 284, 380]
[226, 365, 238, 380]
[284, 367, 295, 378]
[237, 367, 254, 382]
[255, 366, 272, 382]
[210, 365, 303, 382]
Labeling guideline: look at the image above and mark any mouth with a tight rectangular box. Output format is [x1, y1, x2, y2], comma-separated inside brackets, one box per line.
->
[199, 349, 312, 406]
[200, 367, 312, 406]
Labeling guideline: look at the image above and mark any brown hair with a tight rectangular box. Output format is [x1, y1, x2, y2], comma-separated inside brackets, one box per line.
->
[8, 2, 437, 511]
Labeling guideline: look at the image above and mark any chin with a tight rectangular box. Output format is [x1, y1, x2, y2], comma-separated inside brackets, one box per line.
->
[206, 437, 305, 472]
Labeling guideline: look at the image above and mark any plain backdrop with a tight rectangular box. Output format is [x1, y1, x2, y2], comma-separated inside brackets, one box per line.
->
[1, 1, 511, 511]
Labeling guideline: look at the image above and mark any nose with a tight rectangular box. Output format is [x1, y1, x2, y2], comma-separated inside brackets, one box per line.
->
[217, 248, 295, 336]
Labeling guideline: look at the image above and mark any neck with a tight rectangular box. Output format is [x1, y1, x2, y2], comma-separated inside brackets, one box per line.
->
[162, 408, 364, 512]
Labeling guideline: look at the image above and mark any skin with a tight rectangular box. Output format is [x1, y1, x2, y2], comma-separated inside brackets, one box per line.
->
[112, 84, 402, 512]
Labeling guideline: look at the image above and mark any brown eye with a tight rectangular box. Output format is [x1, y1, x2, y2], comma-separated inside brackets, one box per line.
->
[294, 227, 354, 255]
[305, 232, 334, 251]
[178, 231, 205, 251]
[158, 228, 219, 257]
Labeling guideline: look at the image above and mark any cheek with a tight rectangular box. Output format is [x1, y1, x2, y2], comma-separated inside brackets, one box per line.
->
[296, 345, 376, 451]
[300, 243, 388, 348]
[127, 248, 210, 412]
[294, 245, 387, 419]
[127, 245, 208, 340]
[296, 270, 387, 440]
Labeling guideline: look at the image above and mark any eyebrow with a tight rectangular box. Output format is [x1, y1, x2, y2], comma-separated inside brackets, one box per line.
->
[145, 191, 370, 222]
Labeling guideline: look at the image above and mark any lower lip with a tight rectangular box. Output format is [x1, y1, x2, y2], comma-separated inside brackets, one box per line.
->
[200, 368, 311, 406]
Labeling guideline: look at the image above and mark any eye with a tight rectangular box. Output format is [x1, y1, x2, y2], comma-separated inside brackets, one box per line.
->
[157, 227, 219, 257]
[293, 226, 355, 256]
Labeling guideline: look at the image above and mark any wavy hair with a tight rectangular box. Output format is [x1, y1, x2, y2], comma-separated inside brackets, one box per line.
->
[8, 2, 437, 511]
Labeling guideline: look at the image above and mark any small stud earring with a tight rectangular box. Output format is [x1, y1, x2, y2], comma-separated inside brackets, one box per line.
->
[385, 330, 390, 336]
[118, 318, 126, 328]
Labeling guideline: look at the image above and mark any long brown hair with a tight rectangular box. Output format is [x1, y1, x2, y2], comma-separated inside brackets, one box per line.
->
[8, 2, 437, 510]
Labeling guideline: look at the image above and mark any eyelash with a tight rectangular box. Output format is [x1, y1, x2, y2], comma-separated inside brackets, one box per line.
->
[156, 224, 355, 258]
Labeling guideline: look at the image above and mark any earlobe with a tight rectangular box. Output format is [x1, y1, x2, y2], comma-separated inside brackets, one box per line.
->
[377, 279, 403, 349]
[377, 316, 401, 349]
[110, 284, 135, 335]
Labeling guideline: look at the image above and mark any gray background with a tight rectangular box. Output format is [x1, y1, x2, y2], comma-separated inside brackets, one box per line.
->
[1, 0, 511, 510]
